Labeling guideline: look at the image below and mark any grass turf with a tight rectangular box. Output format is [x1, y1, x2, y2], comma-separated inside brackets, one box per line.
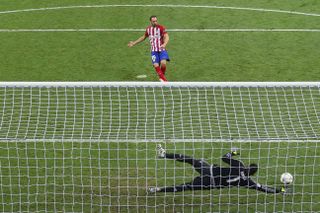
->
[0, 0, 319, 81]
[0, 0, 319, 212]
[0, 141, 319, 212]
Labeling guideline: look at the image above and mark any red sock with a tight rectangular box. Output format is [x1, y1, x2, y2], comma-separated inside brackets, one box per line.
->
[161, 64, 166, 75]
[155, 66, 167, 81]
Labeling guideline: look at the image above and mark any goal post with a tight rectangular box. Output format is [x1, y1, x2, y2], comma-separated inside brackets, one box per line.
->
[0, 82, 319, 212]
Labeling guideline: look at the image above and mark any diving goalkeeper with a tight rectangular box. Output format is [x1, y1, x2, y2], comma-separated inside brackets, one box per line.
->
[148, 145, 286, 194]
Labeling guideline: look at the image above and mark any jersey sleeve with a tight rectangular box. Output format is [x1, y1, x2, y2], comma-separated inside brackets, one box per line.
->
[160, 25, 168, 35]
[144, 28, 149, 37]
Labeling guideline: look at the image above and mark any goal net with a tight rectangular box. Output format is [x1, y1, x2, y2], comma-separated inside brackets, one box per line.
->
[0, 82, 319, 212]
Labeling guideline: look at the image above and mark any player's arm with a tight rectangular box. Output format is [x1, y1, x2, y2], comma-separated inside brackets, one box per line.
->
[246, 179, 285, 194]
[160, 33, 169, 49]
[128, 34, 147, 47]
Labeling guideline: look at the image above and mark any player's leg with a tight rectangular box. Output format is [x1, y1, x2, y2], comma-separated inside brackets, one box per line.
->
[160, 60, 167, 75]
[151, 52, 167, 82]
[160, 50, 170, 75]
[153, 63, 167, 82]
[157, 144, 211, 176]
[149, 183, 190, 193]
[157, 145, 210, 173]
[166, 153, 210, 169]
[157, 144, 196, 164]
[148, 177, 209, 193]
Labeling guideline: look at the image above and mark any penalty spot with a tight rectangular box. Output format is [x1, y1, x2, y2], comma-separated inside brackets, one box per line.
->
[136, 74, 147, 79]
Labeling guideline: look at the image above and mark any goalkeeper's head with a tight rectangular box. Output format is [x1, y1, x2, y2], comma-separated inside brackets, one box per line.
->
[246, 163, 258, 176]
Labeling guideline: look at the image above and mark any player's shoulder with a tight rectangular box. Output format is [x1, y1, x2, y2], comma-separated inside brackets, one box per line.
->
[157, 24, 167, 30]
[157, 25, 168, 33]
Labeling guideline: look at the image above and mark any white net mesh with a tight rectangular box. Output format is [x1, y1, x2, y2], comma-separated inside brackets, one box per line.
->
[0, 82, 319, 212]
[0, 82, 320, 142]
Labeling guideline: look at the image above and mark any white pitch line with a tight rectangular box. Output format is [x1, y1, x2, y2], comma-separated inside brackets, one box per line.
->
[0, 4, 319, 17]
[0, 29, 144, 32]
[0, 29, 320, 32]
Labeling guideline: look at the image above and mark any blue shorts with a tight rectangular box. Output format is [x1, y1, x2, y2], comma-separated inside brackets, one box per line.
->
[151, 51, 170, 64]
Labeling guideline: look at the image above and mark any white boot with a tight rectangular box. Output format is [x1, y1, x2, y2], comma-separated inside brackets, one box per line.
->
[157, 144, 166, 158]
[147, 187, 160, 193]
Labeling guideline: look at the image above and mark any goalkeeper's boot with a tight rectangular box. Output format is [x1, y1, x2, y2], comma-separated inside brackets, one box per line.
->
[147, 187, 160, 194]
[157, 144, 166, 158]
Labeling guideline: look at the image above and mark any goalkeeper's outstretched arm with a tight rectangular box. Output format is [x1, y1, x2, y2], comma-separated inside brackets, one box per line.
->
[149, 179, 286, 194]
[222, 150, 286, 194]
[247, 179, 286, 194]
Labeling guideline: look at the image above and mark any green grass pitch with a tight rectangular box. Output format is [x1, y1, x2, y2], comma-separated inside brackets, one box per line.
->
[0, 141, 319, 212]
[0, 0, 320, 212]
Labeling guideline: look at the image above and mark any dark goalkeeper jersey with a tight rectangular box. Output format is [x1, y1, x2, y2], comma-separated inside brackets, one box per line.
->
[160, 152, 282, 194]
[195, 157, 282, 194]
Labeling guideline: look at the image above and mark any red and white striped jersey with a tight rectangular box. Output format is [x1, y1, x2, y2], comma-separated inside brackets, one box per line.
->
[145, 25, 168, 52]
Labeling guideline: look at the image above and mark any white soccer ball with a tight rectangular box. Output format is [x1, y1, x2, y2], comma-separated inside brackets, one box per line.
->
[280, 172, 293, 184]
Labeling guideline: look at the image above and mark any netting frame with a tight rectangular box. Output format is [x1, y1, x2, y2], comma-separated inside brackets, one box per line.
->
[1, 81, 320, 88]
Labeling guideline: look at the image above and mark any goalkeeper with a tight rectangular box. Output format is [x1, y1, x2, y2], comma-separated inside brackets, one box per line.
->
[148, 145, 286, 194]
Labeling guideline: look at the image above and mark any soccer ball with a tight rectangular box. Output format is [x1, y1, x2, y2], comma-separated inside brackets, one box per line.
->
[280, 172, 293, 184]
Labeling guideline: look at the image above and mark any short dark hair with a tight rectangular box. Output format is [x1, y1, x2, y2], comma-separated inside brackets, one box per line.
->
[149, 15, 157, 21]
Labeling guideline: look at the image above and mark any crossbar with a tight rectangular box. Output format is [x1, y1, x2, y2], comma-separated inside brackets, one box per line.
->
[0, 81, 320, 88]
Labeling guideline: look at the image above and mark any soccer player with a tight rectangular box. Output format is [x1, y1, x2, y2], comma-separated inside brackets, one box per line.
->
[148, 145, 286, 194]
[128, 16, 170, 82]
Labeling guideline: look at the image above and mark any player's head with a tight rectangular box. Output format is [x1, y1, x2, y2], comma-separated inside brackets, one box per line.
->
[246, 163, 258, 176]
[149, 15, 158, 27]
